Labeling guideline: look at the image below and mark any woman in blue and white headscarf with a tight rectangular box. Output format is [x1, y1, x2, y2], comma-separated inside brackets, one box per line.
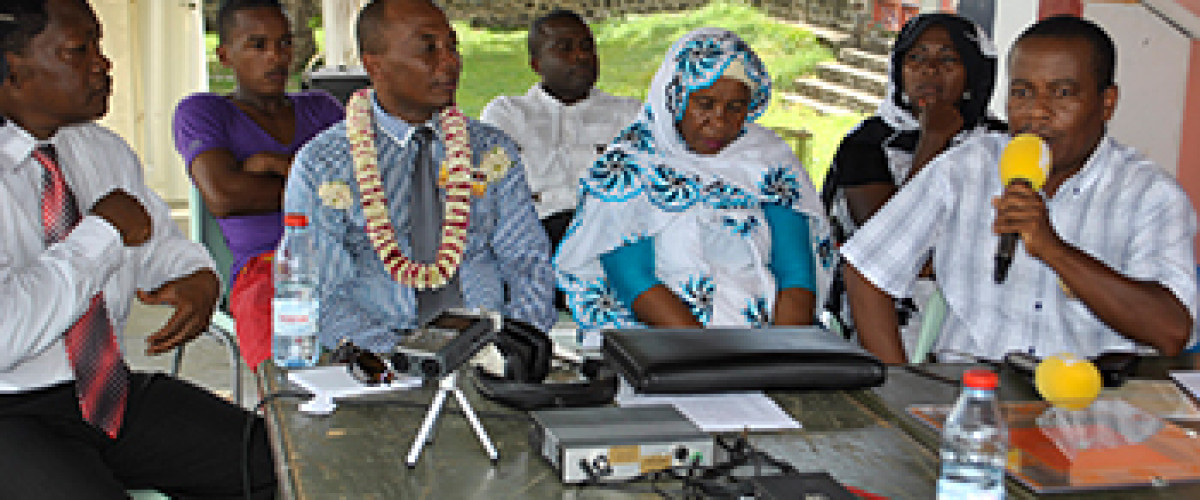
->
[555, 28, 833, 332]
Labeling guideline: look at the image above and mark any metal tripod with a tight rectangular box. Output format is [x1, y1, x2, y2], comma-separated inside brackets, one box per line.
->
[405, 370, 498, 467]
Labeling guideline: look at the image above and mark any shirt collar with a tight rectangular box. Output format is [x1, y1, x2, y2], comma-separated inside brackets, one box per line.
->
[1055, 135, 1115, 196]
[530, 84, 595, 107]
[371, 92, 439, 148]
[0, 118, 45, 172]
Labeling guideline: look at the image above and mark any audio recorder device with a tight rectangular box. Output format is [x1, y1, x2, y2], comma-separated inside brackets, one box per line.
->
[529, 405, 714, 483]
[389, 308, 500, 379]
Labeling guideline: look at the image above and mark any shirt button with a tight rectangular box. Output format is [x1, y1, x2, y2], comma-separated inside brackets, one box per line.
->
[1034, 301, 1043, 310]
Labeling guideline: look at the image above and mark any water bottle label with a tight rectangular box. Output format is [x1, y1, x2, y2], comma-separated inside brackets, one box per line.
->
[936, 479, 1003, 499]
[273, 298, 318, 334]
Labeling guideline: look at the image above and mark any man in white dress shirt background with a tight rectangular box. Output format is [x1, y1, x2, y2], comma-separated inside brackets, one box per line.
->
[481, 9, 641, 254]
[841, 15, 1196, 365]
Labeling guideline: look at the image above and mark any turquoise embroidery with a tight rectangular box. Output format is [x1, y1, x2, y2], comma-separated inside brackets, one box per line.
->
[616, 121, 656, 154]
[681, 275, 715, 324]
[759, 166, 802, 208]
[742, 297, 769, 327]
[722, 215, 760, 236]
[704, 180, 755, 209]
[584, 149, 643, 201]
[562, 273, 637, 329]
[646, 164, 701, 211]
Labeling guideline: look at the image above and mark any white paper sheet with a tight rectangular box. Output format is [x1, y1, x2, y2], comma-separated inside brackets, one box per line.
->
[288, 366, 421, 414]
[1107, 378, 1200, 421]
[1168, 371, 1200, 418]
[1171, 371, 1200, 394]
[616, 382, 801, 432]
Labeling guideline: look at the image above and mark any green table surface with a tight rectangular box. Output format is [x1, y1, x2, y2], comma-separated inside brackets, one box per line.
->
[256, 354, 1200, 499]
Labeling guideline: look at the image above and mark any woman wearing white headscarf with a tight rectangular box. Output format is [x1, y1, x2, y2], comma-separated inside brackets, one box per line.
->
[555, 28, 833, 332]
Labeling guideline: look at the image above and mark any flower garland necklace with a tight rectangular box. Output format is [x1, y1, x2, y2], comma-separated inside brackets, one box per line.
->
[346, 88, 472, 289]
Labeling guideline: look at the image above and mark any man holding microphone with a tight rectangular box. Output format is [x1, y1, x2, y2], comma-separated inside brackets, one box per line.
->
[842, 16, 1196, 364]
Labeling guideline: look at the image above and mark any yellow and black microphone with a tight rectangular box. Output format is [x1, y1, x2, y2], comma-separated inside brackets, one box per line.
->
[995, 134, 1050, 284]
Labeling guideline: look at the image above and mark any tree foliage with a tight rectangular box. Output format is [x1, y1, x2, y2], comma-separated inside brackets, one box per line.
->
[281, 0, 319, 75]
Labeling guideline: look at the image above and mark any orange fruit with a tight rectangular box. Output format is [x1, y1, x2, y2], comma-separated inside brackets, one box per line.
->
[1034, 353, 1102, 410]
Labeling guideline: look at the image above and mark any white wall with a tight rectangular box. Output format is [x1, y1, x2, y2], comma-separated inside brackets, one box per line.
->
[1087, 3, 1191, 176]
[93, 0, 138, 161]
[949, 1, 1194, 176]
[990, 0, 1039, 121]
[92, 0, 207, 206]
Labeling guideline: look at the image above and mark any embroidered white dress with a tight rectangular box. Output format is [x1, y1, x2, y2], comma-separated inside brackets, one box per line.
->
[554, 28, 833, 332]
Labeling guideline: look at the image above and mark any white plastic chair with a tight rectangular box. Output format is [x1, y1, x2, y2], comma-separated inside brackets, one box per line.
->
[909, 286, 946, 364]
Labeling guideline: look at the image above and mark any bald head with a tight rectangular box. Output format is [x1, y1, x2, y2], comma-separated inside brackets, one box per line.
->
[357, 0, 443, 56]
[356, 0, 459, 123]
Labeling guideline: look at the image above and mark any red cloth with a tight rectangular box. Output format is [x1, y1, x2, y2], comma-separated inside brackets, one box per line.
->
[228, 253, 274, 371]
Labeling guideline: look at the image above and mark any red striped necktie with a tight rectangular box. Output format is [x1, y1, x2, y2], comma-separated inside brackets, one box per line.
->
[34, 144, 131, 439]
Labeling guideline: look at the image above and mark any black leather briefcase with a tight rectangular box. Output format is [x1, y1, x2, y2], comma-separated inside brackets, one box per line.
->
[602, 327, 886, 394]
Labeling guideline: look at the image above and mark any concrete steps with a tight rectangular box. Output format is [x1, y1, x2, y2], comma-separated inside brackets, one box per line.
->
[840, 47, 890, 75]
[809, 25, 854, 48]
[816, 61, 889, 97]
[858, 34, 895, 55]
[792, 77, 882, 115]
[784, 24, 891, 116]
[781, 93, 854, 116]
[778, 18, 852, 48]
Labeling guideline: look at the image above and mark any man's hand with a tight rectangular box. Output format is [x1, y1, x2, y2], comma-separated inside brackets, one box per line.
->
[992, 181, 1061, 260]
[136, 269, 220, 355]
[242, 152, 292, 176]
[90, 189, 152, 247]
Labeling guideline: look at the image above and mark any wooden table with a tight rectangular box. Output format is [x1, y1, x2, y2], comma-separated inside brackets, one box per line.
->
[256, 355, 1200, 499]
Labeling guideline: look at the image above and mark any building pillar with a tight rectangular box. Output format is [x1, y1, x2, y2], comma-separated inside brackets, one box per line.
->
[93, 0, 205, 207]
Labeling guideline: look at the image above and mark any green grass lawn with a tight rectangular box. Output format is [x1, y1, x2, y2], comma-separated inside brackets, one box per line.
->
[205, 1, 863, 186]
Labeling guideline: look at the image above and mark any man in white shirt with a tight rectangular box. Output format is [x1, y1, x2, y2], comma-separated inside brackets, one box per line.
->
[0, 0, 275, 497]
[480, 9, 641, 250]
[842, 16, 1196, 364]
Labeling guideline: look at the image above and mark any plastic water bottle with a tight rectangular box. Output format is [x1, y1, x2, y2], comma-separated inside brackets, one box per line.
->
[937, 369, 1008, 499]
[272, 213, 319, 368]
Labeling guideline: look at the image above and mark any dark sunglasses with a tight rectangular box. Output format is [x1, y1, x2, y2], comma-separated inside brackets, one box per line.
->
[330, 339, 396, 385]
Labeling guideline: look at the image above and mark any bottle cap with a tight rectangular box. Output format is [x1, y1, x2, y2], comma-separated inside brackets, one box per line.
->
[962, 369, 998, 389]
[283, 213, 309, 227]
